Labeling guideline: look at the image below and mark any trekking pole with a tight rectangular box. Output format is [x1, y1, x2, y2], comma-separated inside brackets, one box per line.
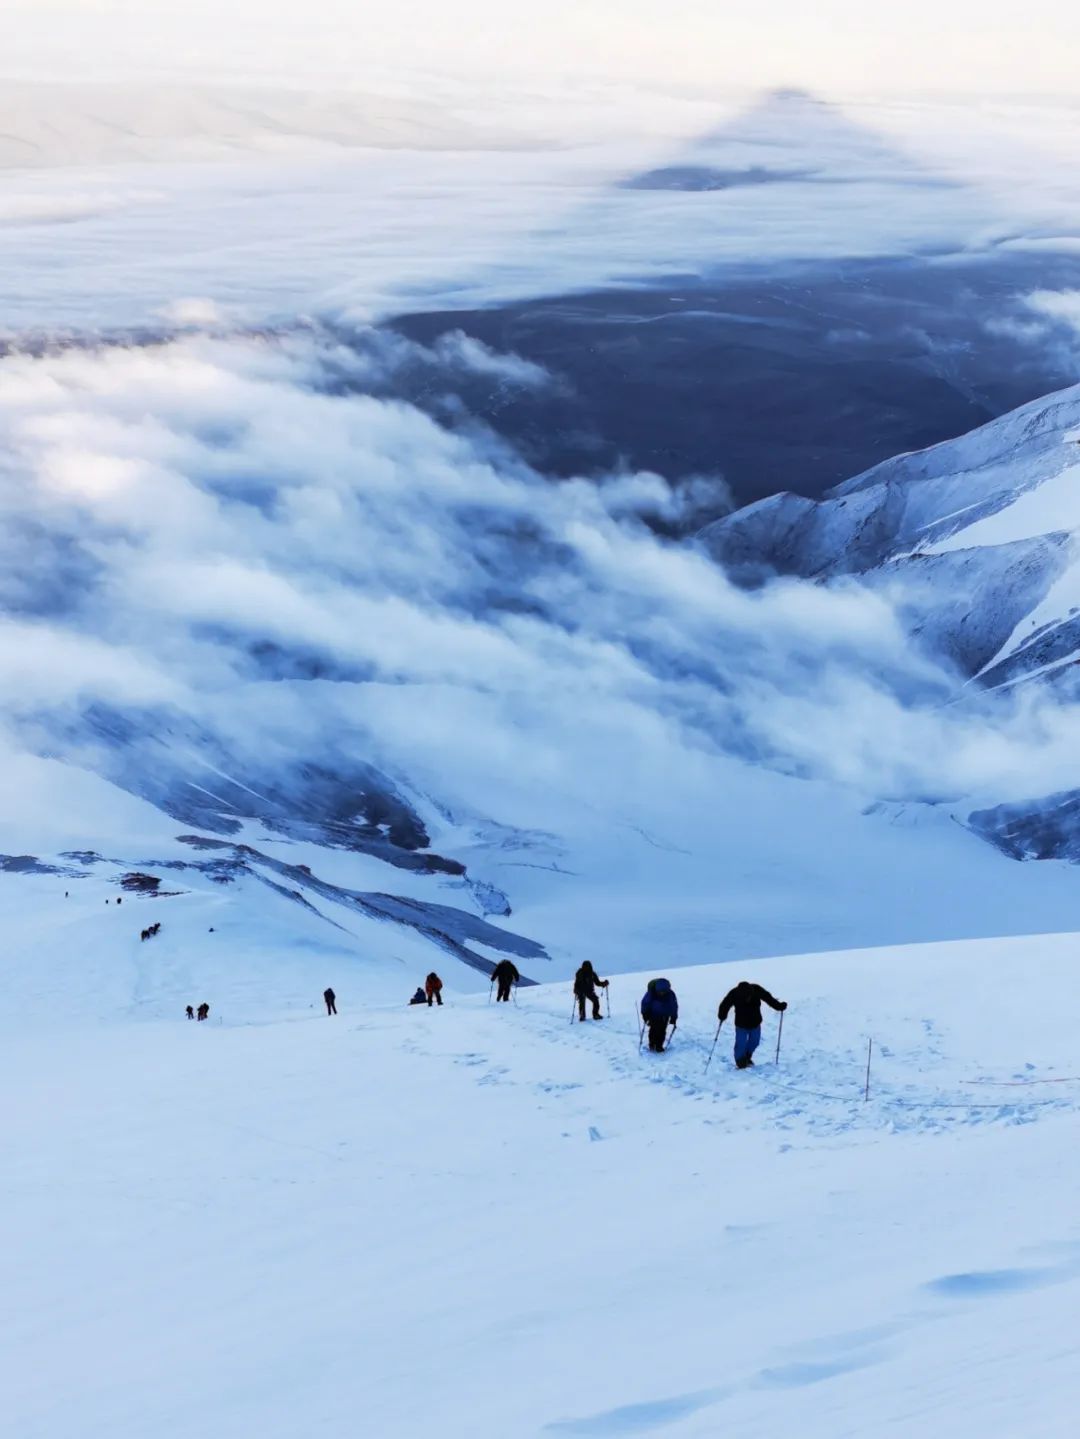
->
[569, 995, 578, 1025]
[512, 982, 519, 1007]
[664, 1022, 677, 1052]
[488, 980, 494, 1005]
[638, 1016, 645, 1053]
[865, 1038, 873, 1102]
[605, 984, 610, 1019]
[775, 1008, 784, 1065]
[704, 1021, 722, 1074]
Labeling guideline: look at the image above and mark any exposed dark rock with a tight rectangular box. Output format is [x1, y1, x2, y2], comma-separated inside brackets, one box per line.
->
[120, 872, 162, 892]
[0, 854, 80, 876]
[969, 791, 1080, 863]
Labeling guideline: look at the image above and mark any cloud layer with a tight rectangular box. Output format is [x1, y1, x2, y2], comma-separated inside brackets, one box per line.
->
[2, 326, 1079, 843]
[3, 90, 1080, 338]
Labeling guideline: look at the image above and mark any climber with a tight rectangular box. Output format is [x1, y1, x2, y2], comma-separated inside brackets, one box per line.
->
[491, 959, 520, 1003]
[717, 981, 787, 1069]
[640, 978, 678, 1053]
[573, 961, 609, 1021]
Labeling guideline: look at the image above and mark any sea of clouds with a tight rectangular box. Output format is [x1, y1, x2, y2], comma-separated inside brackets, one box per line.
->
[3, 86, 1080, 335]
[2, 76, 1080, 849]
[2, 325, 1079, 841]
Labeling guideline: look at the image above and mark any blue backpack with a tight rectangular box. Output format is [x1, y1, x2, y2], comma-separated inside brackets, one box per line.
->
[641, 977, 678, 1022]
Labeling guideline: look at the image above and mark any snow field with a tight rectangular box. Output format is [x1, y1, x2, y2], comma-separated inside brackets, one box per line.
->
[3, 909, 1080, 1437]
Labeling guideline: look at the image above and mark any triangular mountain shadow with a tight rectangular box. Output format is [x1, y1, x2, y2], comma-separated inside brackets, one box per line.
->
[375, 84, 1079, 508]
[620, 88, 960, 193]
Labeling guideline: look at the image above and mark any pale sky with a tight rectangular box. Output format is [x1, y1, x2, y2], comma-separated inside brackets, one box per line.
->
[2, 0, 1080, 97]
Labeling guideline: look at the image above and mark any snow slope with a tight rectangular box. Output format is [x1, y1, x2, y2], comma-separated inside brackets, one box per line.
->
[8, 718, 1080, 998]
[4, 886, 1080, 1438]
[700, 381, 1080, 687]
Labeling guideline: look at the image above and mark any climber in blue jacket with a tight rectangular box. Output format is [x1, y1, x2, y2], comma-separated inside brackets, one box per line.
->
[640, 977, 678, 1052]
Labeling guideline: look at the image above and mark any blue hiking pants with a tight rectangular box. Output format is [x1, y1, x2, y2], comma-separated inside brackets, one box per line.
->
[734, 1026, 761, 1064]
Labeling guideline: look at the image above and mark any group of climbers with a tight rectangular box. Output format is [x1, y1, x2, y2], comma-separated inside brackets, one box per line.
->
[639, 976, 786, 1061]
[231, 959, 785, 1073]
[567, 962, 791, 1067]
[428, 960, 787, 1071]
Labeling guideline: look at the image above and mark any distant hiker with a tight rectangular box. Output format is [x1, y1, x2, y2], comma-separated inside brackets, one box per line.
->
[640, 978, 678, 1053]
[197, 1002, 210, 1022]
[141, 929, 149, 942]
[718, 981, 787, 1069]
[324, 987, 337, 1016]
[185, 1005, 194, 1020]
[492, 959, 520, 1003]
[116, 897, 121, 905]
[573, 961, 609, 1021]
[425, 972, 443, 1007]
[409, 987, 427, 1006]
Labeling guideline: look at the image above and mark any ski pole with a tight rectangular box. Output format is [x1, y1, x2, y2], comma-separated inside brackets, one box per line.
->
[704, 1021, 722, 1074]
[775, 1008, 784, 1065]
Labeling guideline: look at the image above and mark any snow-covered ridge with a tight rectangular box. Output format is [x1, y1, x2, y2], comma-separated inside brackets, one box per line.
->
[700, 382, 1080, 859]
[700, 380, 1080, 686]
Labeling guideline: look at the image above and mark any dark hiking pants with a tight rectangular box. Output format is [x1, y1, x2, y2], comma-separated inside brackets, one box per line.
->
[326, 999, 337, 1015]
[647, 1018, 668, 1051]
[496, 981, 512, 1002]
[578, 991, 601, 1020]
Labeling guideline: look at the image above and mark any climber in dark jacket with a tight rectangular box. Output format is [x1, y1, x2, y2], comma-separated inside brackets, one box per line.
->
[573, 961, 609, 1021]
[425, 972, 443, 1007]
[324, 987, 337, 1016]
[492, 959, 520, 1002]
[640, 978, 678, 1052]
[718, 981, 787, 1068]
[409, 986, 427, 1006]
